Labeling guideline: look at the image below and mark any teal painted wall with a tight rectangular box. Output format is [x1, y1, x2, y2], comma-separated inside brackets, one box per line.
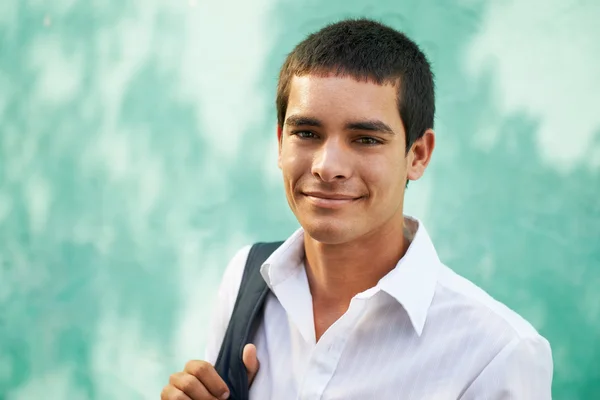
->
[1, 0, 599, 398]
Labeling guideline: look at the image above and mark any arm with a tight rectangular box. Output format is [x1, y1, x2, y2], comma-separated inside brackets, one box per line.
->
[203, 245, 252, 365]
[460, 335, 553, 399]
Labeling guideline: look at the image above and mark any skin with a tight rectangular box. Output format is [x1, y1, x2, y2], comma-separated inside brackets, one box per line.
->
[161, 73, 435, 399]
[161, 344, 258, 400]
[277, 74, 435, 340]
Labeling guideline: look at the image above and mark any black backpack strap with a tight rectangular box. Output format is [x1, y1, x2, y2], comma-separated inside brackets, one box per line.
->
[213, 241, 284, 400]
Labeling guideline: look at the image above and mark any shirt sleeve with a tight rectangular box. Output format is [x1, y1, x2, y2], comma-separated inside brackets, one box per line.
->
[203, 244, 252, 365]
[460, 335, 553, 399]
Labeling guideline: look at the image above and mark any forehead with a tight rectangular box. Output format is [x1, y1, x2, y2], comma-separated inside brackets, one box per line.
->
[286, 74, 400, 123]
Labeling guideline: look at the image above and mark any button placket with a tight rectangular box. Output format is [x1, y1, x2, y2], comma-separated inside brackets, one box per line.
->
[298, 297, 371, 400]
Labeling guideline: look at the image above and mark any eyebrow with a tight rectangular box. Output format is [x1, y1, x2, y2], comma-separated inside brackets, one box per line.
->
[285, 115, 322, 128]
[346, 120, 395, 135]
[285, 115, 395, 135]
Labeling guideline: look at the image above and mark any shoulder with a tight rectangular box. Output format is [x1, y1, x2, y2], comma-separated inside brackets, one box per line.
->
[221, 244, 253, 298]
[429, 264, 552, 369]
[204, 240, 290, 362]
[203, 244, 252, 364]
[431, 265, 553, 394]
[435, 264, 546, 341]
[436, 265, 555, 398]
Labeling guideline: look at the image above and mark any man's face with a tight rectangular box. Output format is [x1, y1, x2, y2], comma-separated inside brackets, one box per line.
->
[278, 74, 413, 245]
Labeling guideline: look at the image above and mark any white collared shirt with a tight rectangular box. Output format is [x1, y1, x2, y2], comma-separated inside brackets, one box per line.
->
[204, 217, 553, 399]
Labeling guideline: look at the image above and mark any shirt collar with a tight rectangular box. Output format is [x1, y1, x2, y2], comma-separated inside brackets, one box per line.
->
[260, 228, 306, 287]
[259, 215, 441, 337]
[376, 216, 441, 336]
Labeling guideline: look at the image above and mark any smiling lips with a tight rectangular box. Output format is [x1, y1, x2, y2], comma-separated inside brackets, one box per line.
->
[302, 191, 362, 209]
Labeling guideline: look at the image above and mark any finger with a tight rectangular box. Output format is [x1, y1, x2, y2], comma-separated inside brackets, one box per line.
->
[169, 372, 217, 400]
[184, 360, 230, 399]
[161, 384, 193, 400]
[243, 343, 260, 385]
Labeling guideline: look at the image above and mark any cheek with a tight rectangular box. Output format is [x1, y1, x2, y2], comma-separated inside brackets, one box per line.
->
[363, 158, 405, 198]
[281, 145, 310, 179]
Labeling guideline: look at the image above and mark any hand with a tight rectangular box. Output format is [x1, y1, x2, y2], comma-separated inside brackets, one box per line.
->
[161, 344, 260, 400]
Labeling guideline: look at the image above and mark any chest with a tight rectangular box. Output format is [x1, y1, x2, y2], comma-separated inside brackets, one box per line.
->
[248, 295, 476, 400]
[312, 305, 347, 342]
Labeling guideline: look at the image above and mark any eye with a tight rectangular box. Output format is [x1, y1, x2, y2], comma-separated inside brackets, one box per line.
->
[292, 130, 318, 139]
[356, 137, 382, 145]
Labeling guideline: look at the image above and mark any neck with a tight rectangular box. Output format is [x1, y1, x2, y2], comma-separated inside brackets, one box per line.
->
[303, 213, 410, 310]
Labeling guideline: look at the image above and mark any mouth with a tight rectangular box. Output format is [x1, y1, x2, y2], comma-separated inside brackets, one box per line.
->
[302, 191, 362, 209]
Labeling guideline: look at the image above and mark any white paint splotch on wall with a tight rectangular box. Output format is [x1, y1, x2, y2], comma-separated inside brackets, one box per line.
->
[27, 34, 84, 105]
[465, 0, 600, 172]
[176, 0, 277, 160]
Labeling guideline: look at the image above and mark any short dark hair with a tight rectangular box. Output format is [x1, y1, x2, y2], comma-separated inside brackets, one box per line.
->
[276, 18, 435, 153]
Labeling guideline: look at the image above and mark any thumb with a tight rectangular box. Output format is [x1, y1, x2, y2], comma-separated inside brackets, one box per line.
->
[242, 343, 260, 385]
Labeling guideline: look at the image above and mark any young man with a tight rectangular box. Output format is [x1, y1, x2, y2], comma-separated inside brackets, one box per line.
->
[162, 18, 553, 400]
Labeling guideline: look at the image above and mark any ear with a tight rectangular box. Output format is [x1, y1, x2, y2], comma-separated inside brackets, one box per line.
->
[406, 129, 435, 182]
[277, 125, 283, 169]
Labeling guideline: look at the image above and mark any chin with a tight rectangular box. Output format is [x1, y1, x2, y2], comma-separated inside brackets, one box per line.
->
[300, 218, 361, 245]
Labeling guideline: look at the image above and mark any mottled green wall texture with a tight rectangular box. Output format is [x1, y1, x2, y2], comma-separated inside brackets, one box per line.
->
[1, 0, 599, 398]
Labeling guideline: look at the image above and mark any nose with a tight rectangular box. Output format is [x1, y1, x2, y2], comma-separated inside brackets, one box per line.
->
[311, 138, 352, 182]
